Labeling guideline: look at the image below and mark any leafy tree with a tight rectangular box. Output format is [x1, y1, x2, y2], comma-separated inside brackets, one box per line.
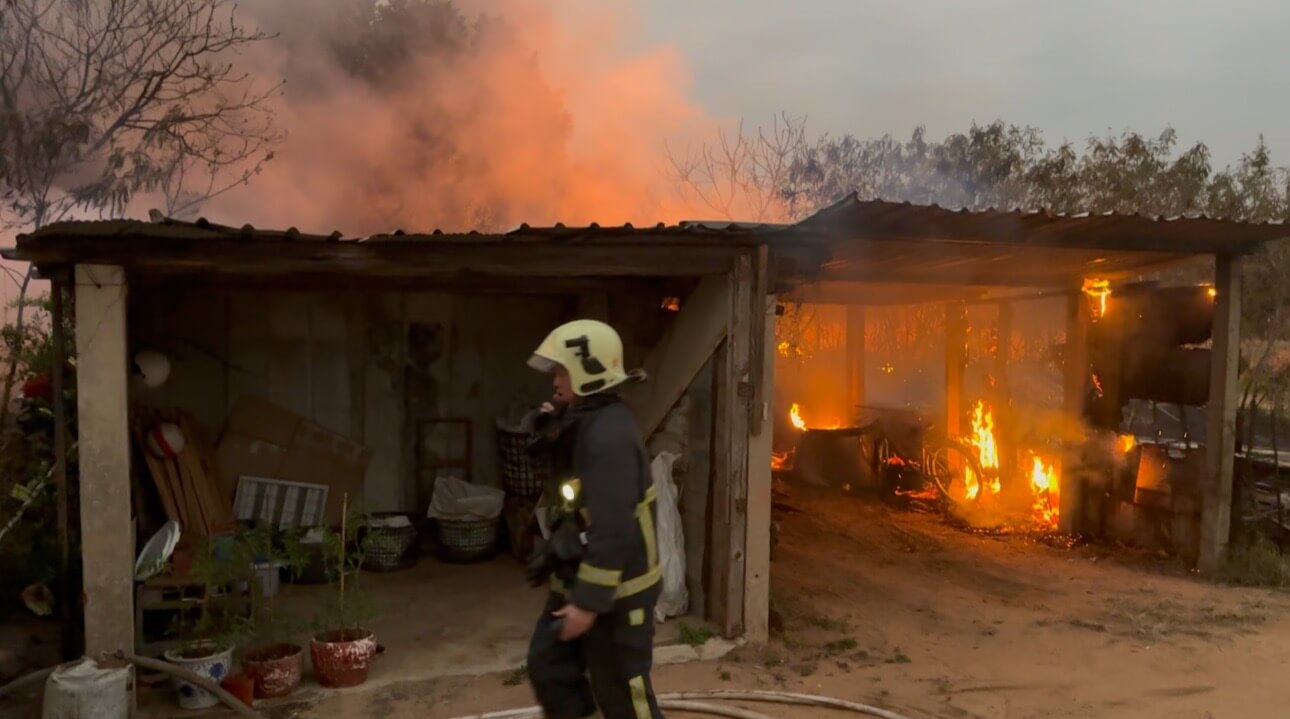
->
[0, 0, 283, 423]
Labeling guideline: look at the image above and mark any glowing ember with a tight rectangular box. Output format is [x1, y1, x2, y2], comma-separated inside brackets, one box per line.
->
[1082, 278, 1111, 321]
[1207, 286, 1218, 299]
[964, 401, 1001, 498]
[1118, 434, 1136, 454]
[881, 362, 895, 375]
[789, 403, 807, 431]
[771, 450, 792, 471]
[1091, 373, 1105, 398]
[660, 297, 681, 312]
[1028, 455, 1060, 528]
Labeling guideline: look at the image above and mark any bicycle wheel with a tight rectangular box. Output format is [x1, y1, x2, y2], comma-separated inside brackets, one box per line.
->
[925, 438, 987, 505]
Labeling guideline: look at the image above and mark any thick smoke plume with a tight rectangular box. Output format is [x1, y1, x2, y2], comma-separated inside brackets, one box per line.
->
[206, 0, 724, 235]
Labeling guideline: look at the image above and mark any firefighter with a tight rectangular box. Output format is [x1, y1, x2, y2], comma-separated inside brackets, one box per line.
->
[523, 319, 664, 719]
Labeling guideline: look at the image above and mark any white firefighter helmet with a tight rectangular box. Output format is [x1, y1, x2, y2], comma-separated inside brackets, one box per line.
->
[527, 320, 629, 396]
[133, 350, 171, 388]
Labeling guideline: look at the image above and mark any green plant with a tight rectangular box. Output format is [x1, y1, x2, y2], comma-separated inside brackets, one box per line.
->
[237, 524, 311, 649]
[823, 638, 858, 656]
[313, 496, 373, 637]
[172, 535, 253, 658]
[677, 622, 715, 648]
[503, 665, 527, 687]
[1218, 537, 1290, 588]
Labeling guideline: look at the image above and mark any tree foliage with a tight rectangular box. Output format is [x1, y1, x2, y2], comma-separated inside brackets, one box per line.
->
[0, 0, 283, 227]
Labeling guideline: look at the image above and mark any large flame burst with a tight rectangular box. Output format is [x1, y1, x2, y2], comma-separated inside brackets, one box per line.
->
[964, 401, 1001, 500]
[1028, 454, 1060, 527]
[961, 401, 1061, 530]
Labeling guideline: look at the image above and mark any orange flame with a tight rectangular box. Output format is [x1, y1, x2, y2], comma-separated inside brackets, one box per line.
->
[1082, 279, 1111, 321]
[1028, 455, 1060, 528]
[964, 401, 1001, 498]
[1118, 434, 1136, 454]
[789, 403, 807, 431]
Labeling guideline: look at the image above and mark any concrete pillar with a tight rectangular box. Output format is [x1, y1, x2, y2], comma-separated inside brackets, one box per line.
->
[1199, 255, 1243, 573]
[74, 265, 134, 656]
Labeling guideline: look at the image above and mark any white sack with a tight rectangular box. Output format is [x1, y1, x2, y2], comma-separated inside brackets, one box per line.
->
[427, 476, 505, 521]
[651, 451, 688, 622]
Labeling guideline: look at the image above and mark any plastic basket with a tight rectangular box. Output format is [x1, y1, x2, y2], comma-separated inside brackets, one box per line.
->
[434, 517, 499, 563]
[496, 428, 550, 497]
[361, 513, 418, 572]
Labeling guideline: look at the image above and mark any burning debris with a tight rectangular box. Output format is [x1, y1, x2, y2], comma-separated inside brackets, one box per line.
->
[778, 398, 1068, 532]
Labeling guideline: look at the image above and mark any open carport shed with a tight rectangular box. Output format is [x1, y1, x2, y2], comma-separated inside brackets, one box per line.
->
[6, 195, 1286, 667]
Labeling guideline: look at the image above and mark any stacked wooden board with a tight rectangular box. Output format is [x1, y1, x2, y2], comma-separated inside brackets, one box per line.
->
[133, 411, 232, 536]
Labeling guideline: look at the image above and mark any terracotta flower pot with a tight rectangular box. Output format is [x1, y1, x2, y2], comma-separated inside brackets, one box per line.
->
[310, 629, 377, 688]
[220, 674, 255, 706]
[242, 643, 304, 698]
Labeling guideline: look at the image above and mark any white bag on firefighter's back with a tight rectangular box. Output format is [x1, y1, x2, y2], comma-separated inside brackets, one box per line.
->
[427, 475, 505, 521]
[652, 451, 688, 622]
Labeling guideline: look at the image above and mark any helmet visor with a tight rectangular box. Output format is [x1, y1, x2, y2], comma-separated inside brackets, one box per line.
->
[527, 353, 558, 373]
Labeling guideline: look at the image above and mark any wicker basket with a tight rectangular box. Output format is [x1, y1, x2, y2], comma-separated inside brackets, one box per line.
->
[496, 427, 550, 497]
[361, 513, 418, 572]
[434, 517, 500, 563]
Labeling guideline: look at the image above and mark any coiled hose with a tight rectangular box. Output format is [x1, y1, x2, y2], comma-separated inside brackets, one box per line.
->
[446, 689, 916, 719]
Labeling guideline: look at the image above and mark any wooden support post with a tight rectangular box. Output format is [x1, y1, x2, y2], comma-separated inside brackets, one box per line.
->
[846, 305, 866, 423]
[945, 305, 967, 437]
[1199, 255, 1242, 573]
[1060, 292, 1091, 535]
[743, 292, 776, 644]
[710, 252, 756, 638]
[994, 303, 1013, 402]
[621, 274, 730, 440]
[74, 265, 135, 657]
[995, 302, 1015, 495]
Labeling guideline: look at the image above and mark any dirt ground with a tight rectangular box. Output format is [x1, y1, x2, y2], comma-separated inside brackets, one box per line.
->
[291, 484, 1290, 719]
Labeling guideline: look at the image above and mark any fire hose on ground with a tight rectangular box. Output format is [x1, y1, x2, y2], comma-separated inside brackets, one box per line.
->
[445, 690, 916, 719]
[5, 660, 917, 719]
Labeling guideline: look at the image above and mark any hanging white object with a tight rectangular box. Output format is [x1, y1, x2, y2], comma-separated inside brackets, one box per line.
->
[651, 451, 688, 623]
[145, 422, 185, 458]
[135, 520, 182, 580]
[133, 350, 171, 388]
[427, 476, 505, 521]
[42, 657, 132, 719]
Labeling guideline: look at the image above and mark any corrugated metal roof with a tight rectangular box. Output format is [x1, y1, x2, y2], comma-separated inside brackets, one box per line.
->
[6, 195, 1287, 289]
[790, 194, 1290, 255]
[12, 215, 784, 248]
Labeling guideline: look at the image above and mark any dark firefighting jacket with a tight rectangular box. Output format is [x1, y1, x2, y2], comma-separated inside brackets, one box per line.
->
[542, 394, 660, 614]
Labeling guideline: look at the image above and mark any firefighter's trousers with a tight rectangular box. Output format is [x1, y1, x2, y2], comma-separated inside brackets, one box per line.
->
[527, 592, 664, 719]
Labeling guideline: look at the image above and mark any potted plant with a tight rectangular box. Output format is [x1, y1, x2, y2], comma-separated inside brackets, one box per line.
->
[162, 536, 249, 710]
[310, 496, 379, 688]
[238, 524, 310, 699]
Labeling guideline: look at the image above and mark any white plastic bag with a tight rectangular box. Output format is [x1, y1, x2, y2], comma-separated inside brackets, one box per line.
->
[651, 451, 688, 622]
[427, 476, 505, 521]
[43, 658, 132, 719]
